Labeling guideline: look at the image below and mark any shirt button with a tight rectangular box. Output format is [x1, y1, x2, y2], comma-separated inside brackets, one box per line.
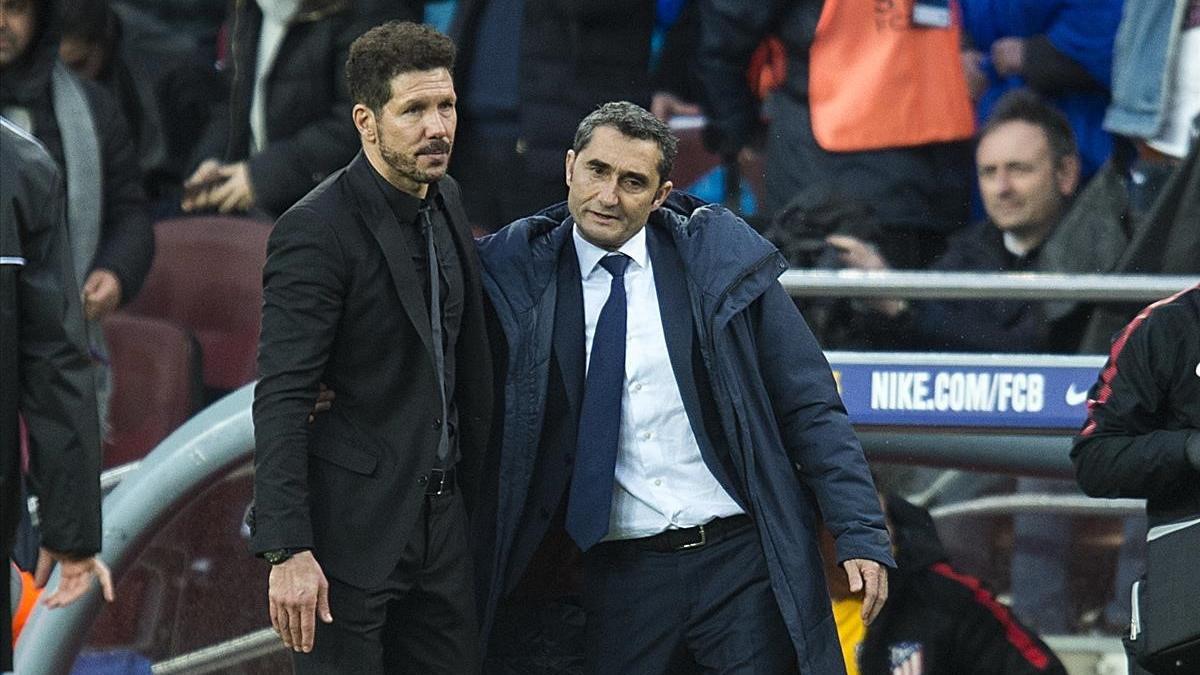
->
[654, 479, 662, 487]
[642, 432, 652, 440]
[632, 383, 642, 392]
[432, 417, 442, 430]
[417, 474, 429, 485]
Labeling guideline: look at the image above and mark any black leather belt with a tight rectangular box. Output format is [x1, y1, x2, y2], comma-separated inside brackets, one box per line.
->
[624, 514, 753, 553]
[422, 467, 456, 496]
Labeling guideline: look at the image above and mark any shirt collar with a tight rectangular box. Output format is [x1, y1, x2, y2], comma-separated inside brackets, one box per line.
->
[369, 162, 442, 226]
[572, 223, 649, 279]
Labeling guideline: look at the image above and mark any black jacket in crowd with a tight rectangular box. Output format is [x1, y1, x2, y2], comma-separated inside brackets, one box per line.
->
[863, 221, 1088, 353]
[858, 496, 1067, 675]
[1072, 285, 1200, 529]
[450, 0, 656, 184]
[0, 0, 153, 302]
[191, 0, 412, 217]
[1, 121, 102, 669]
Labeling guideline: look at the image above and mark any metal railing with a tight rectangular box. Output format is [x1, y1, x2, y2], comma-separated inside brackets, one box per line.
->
[780, 270, 1195, 301]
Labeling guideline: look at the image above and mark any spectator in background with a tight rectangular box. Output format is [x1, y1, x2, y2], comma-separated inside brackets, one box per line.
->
[1072, 284, 1200, 674]
[182, 0, 413, 219]
[822, 493, 1067, 675]
[697, 0, 976, 269]
[1104, 0, 1200, 216]
[833, 90, 1089, 635]
[449, 0, 697, 232]
[0, 0, 155, 428]
[960, 0, 1124, 181]
[2, 118, 116, 672]
[833, 90, 1086, 353]
[114, 0, 227, 63]
[59, 0, 223, 212]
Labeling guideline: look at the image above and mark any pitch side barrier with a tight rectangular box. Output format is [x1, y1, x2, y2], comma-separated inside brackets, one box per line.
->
[18, 349, 1113, 671]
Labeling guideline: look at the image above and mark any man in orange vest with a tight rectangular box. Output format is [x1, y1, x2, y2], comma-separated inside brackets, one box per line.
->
[697, 0, 976, 269]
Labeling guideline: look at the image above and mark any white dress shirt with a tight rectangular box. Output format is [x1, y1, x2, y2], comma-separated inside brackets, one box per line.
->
[573, 226, 743, 541]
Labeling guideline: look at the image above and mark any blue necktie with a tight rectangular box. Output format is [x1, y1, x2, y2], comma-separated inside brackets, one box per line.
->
[566, 254, 631, 551]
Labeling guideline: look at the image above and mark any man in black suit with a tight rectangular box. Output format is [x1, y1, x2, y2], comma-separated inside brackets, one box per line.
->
[251, 22, 492, 673]
[476, 102, 892, 674]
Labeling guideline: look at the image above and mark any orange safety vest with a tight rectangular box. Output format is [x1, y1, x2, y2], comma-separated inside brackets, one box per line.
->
[11, 565, 40, 645]
[808, 0, 975, 152]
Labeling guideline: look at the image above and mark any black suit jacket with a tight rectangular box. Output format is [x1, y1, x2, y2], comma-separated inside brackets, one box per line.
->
[252, 152, 492, 589]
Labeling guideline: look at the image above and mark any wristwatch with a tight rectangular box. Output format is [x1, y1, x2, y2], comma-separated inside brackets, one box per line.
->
[262, 548, 304, 565]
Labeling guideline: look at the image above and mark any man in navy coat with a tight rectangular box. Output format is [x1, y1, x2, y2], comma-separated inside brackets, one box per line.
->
[475, 101, 894, 674]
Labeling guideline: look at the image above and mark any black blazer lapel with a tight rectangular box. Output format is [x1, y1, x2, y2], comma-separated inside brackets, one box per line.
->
[345, 153, 436, 361]
[553, 238, 585, 420]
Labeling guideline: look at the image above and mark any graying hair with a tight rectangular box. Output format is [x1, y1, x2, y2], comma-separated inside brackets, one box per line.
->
[572, 101, 678, 184]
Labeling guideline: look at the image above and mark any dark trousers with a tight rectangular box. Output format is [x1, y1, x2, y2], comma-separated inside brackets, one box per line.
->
[450, 130, 567, 234]
[582, 522, 797, 675]
[294, 491, 478, 674]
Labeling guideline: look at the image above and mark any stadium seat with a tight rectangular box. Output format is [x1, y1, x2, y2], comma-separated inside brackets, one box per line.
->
[123, 215, 271, 396]
[102, 313, 202, 467]
[670, 122, 722, 190]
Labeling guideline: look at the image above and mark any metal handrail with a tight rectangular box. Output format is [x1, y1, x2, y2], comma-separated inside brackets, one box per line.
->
[780, 270, 1196, 301]
[152, 628, 282, 674]
[929, 494, 1145, 521]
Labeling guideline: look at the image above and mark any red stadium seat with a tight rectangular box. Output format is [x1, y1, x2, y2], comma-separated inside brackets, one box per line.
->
[102, 313, 201, 467]
[123, 216, 272, 395]
[670, 122, 722, 190]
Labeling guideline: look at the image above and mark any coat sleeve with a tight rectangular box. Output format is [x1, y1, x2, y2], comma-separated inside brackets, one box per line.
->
[18, 150, 103, 557]
[251, 205, 347, 554]
[752, 282, 894, 566]
[86, 81, 155, 304]
[695, 0, 788, 155]
[1071, 305, 1198, 498]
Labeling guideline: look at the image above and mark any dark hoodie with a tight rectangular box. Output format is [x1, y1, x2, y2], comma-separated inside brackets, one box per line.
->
[0, 0, 152, 301]
[857, 496, 1067, 675]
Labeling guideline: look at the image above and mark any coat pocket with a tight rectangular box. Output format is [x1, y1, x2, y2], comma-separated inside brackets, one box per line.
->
[309, 434, 379, 476]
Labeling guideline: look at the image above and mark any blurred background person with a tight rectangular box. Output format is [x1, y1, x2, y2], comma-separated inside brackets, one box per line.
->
[697, 0, 976, 269]
[822, 492, 1067, 675]
[448, 0, 697, 233]
[2, 118, 116, 672]
[181, 0, 413, 219]
[59, 0, 223, 214]
[0, 0, 155, 430]
[959, 0, 1124, 182]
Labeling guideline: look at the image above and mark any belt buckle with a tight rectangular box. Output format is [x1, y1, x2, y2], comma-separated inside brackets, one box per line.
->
[427, 468, 450, 496]
[676, 523, 707, 550]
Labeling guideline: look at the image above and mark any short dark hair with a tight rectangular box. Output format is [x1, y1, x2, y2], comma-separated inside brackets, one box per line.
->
[345, 21, 456, 113]
[573, 101, 678, 184]
[59, 0, 114, 43]
[979, 89, 1077, 164]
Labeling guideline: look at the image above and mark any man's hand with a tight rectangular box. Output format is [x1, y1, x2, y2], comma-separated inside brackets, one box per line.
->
[991, 37, 1026, 77]
[34, 547, 116, 608]
[842, 558, 888, 625]
[826, 235, 907, 317]
[81, 269, 122, 321]
[268, 550, 332, 653]
[182, 160, 256, 213]
[307, 383, 336, 424]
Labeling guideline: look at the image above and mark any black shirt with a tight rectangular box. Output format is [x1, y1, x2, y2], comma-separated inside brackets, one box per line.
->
[369, 167, 464, 466]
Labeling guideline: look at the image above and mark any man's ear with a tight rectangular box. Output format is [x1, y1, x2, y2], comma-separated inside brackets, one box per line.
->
[1056, 154, 1081, 197]
[564, 150, 576, 189]
[353, 104, 376, 143]
[652, 180, 674, 210]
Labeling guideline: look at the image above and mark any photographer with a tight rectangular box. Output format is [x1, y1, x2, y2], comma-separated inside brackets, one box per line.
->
[761, 185, 886, 350]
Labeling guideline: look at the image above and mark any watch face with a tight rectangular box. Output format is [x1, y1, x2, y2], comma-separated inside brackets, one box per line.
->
[265, 550, 291, 565]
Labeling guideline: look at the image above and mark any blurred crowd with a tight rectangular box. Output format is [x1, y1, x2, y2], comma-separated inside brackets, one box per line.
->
[3, 0, 1199, 671]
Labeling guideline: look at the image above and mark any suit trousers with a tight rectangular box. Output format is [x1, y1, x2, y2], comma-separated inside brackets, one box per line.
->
[582, 521, 797, 675]
[293, 490, 478, 674]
